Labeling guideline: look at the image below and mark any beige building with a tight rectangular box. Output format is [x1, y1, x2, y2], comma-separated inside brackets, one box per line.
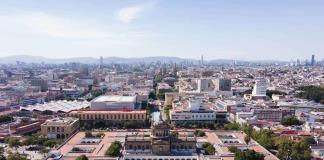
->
[68, 110, 146, 121]
[68, 110, 147, 128]
[124, 122, 197, 158]
[41, 117, 80, 139]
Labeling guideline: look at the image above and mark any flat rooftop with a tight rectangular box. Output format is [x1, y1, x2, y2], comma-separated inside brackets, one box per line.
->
[204, 131, 279, 160]
[42, 117, 79, 126]
[69, 110, 146, 114]
[58, 131, 130, 160]
[92, 95, 136, 103]
[21, 100, 90, 113]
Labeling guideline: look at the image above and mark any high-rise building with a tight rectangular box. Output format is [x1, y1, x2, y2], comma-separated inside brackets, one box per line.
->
[296, 59, 301, 66]
[201, 55, 204, 66]
[252, 78, 269, 96]
[100, 56, 103, 68]
[31, 78, 48, 92]
[197, 78, 209, 92]
[311, 54, 315, 66]
[172, 63, 177, 76]
[79, 64, 89, 76]
[214, 78, 231, 91]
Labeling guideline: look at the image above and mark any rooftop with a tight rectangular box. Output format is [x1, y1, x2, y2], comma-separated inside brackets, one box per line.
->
[21, 100, 89, 113]
[42, 117, 79, 126]
[92, 95, 136, 103]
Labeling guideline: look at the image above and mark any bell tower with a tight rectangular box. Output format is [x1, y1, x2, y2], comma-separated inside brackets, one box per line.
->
[151, 121, 171, 155]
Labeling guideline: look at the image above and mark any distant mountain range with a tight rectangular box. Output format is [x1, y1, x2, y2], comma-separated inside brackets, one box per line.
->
[0, 55, 287, 64]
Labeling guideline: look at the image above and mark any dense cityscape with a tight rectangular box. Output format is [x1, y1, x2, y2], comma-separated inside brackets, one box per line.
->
[0, 54, 322, 160]
[1, 0, 324, 160]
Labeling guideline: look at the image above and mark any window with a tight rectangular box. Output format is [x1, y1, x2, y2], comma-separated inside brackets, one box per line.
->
[61, 127, 64, 132]
[47, 127, 50, 132]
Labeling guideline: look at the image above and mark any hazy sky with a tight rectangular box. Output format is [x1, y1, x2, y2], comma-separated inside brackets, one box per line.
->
[0, 0, 324, 60]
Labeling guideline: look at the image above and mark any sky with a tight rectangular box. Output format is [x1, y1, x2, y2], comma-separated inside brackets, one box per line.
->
[0, 0, 324, 61]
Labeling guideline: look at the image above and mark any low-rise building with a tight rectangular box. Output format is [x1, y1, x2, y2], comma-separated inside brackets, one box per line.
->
[68, 110, 147, 125]
[90, 95, 137, 111]
[170, 98, 227, 124]
[41, 117, 80, 139]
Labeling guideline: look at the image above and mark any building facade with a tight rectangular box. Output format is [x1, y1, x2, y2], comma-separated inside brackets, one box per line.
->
[41, 117, 80, 139]
[124, 122, 197, 159]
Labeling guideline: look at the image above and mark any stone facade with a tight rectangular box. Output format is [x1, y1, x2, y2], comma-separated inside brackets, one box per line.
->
[124, 122, 196, 156]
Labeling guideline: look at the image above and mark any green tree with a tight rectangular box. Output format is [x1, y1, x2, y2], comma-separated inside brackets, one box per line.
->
[276, 138, 293, 160]
[234, 149, 264, 160]
[105, 141, 122, 157]
[291, 141, 312, 160]
[194, 130, 206, 137]
[0, 115, 13, 123]
[276, 138, 312, 160]
[0, 147, 5, 160]
[85, 131, 93, 138]
[228, 146, 239, 153]
[202, 142, 211, 149]
[6, 137, 21, 148]
[124, 121, 138, 129]
[303, 136, 316, 145]
[75, 155, 89, 160]
[7, 153, 28, 160]
[296, 85, 324, 104]
[224, 122, 241, 130]
[202, 143, 215, 155]
[244, 135, 251, 145]
[205, 145, 216, 155]
[266, 90, 286, 98]
[170, 131, 179, 137]
[281, 116, 302, 126]
[148, 92, 157, 100]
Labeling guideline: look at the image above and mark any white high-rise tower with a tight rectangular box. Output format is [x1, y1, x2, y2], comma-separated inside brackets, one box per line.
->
[252, 78, 269, 96]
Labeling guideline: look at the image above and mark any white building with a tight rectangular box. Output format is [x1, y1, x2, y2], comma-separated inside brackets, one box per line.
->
[197, 79, 209, 92]
[170, 98, 227, 123]
[90, 95, 137, 111]
[252, 78, 269, 96]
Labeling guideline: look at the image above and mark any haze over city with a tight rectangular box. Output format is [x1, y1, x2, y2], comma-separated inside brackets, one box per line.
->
[1, 0, 324, 60]
[0, 1, 324, 160]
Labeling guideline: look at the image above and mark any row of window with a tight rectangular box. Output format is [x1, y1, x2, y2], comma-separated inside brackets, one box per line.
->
[47, 126, 64, 133]
[127, 145, 194, 150]
[70, 113, 146, 120]
[125, 158, 197, 160]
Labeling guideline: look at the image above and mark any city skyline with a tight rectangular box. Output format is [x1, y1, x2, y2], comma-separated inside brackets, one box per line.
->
[1, 0, 324, 60]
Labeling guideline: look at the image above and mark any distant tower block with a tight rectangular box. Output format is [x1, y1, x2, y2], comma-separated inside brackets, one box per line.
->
[100, 56, 103, 67]
[201, 55, 204, 66]
[311, 54, 315, 66]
